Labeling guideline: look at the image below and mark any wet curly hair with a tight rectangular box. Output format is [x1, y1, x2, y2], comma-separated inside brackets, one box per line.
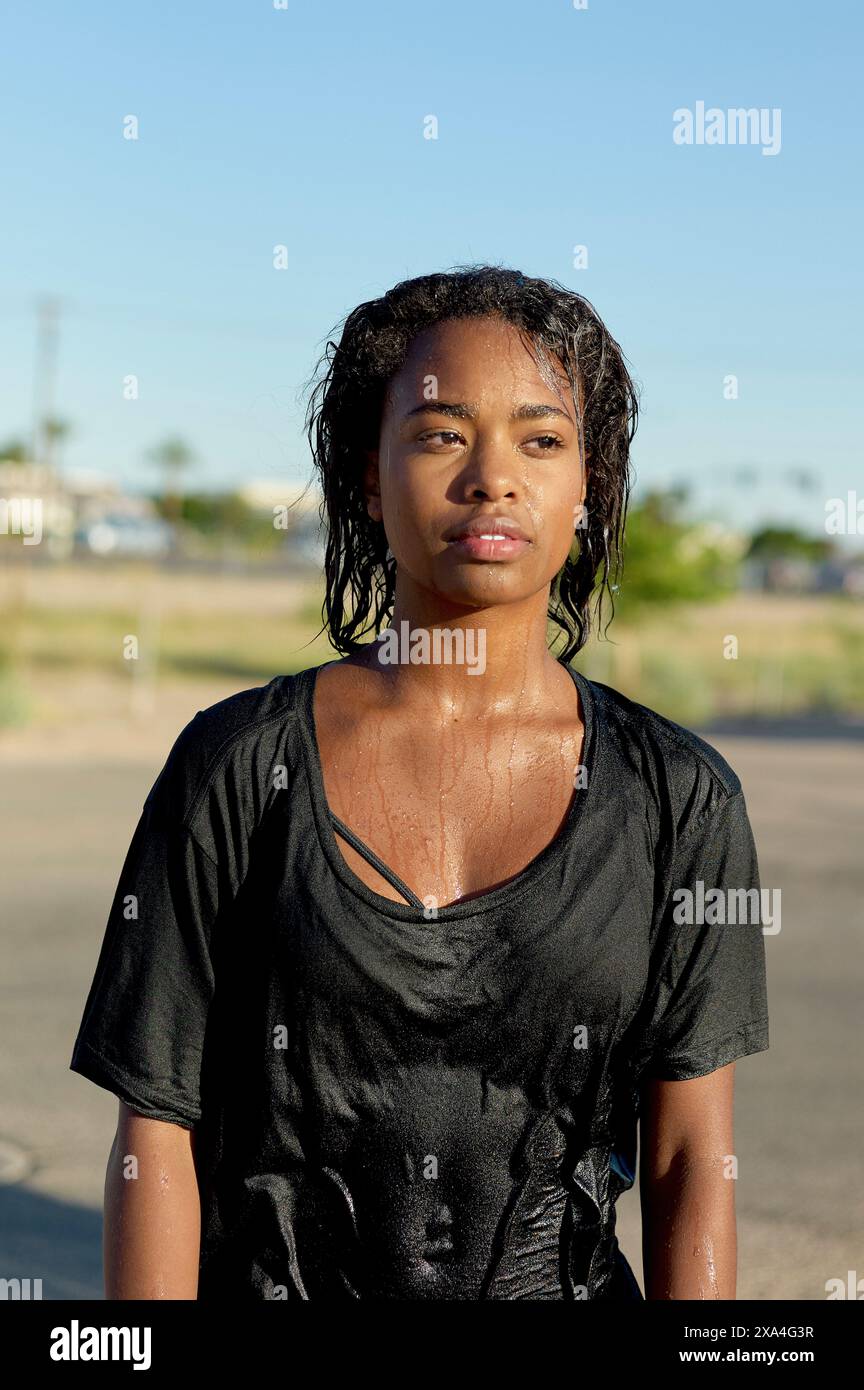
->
[300, 264, 639, 664]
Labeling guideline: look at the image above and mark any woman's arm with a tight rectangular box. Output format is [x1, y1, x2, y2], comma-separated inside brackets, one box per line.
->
[103, 1101, 202, 1299]
[639, 1062, 738, 1299]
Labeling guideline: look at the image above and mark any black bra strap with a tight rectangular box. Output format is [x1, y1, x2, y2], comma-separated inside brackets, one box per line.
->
[329, 812, 427, 910]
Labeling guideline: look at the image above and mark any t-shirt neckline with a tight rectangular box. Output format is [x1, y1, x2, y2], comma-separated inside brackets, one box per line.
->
[295, 658, 599, 923]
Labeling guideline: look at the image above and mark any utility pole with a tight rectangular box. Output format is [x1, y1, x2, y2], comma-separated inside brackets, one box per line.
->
[29, 296, 62, 558]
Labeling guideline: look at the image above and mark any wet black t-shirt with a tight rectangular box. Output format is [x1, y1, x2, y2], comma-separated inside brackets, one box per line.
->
[69, 662, 770, 1300]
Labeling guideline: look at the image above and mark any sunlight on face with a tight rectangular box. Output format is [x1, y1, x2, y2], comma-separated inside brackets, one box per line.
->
[364, 315, 587, 613]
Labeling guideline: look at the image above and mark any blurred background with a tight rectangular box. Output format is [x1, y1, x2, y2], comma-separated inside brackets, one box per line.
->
[1, 0, 861, 1301]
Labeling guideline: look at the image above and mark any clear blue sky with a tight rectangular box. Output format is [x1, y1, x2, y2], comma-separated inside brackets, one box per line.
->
[2, 0, 862, 540]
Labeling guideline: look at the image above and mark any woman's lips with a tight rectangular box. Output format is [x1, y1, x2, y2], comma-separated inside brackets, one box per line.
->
[447, 534, 531, 561]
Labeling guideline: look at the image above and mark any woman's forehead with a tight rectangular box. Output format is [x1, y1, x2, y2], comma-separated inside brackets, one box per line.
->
[385, 318, 576, 411]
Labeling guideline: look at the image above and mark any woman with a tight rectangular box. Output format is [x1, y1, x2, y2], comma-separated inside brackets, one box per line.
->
[70, 265, 769, 1300]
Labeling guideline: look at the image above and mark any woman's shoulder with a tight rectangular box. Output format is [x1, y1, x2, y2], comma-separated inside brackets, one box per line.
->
[144, 670, 309, 834]
[581, 673, 745, 839]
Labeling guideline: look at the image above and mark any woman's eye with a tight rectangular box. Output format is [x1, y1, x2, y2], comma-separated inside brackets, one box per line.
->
[418, 430, 463, 447]
[416, 430, 564, 451]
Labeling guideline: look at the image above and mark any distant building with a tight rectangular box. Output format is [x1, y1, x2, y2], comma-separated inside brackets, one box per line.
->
[0, 459, 168, 558]
[740, 553, 864, 595]
[236, 478, 321, 515]
[237, 479, 325, 566]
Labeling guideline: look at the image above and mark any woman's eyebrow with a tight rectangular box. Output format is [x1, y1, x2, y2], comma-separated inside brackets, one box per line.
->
[402, 401, 574, 425]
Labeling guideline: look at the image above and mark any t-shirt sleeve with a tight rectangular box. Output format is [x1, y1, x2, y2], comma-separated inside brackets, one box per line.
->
[636, 787, 770, 1082]
[69, 719, 221, 1128]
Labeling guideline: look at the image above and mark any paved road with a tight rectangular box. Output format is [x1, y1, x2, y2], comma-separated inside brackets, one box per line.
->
[1, 729, 861, 1299]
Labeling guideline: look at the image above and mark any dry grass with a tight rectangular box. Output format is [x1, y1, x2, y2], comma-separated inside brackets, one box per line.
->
[1, 561, 862, 760]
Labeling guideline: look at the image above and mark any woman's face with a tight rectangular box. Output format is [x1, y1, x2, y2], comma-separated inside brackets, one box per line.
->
[364, 315, 586, 610]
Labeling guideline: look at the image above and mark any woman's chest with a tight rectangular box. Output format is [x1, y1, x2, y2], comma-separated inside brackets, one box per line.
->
[316, 720, 587, 910]
[229, 803, 656, 1065]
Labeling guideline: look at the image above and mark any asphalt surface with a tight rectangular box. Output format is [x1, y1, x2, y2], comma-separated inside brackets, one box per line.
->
[1, 726, 861, 1300]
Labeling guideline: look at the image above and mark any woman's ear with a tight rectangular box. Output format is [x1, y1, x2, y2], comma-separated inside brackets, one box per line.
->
[363, 448, 383, 525]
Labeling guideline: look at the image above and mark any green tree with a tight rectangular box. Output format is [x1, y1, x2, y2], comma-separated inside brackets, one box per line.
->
[145, 436, 196, 524]
[613, 489, 742, 616]
[746, 526, 832, 562]
[0, 438, 31, 462]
